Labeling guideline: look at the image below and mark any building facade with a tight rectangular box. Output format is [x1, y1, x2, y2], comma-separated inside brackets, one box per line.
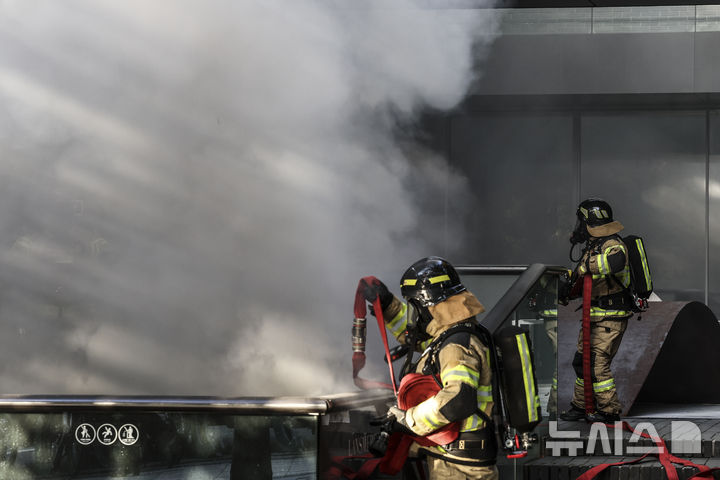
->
[437, 5, 720, 312]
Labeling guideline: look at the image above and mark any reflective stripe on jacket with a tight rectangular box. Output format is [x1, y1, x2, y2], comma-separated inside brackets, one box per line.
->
[577, 237, 632, 320]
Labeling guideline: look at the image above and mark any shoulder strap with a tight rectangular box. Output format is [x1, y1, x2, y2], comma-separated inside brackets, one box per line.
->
[423, 322, 485, 375]
[422, 322, 495, 427]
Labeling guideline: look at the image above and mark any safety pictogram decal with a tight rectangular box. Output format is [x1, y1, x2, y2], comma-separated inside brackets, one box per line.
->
[75, 423, 96, 445]
[119, 424, 139, 446]
[74, 423, 139, 446]
[98, 424, 118, 445]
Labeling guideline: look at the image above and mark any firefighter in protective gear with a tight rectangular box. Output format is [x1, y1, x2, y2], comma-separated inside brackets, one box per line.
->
[364, 257, 498, 480]
[528, 275, 559, 418]
[560, 198, 632, 423]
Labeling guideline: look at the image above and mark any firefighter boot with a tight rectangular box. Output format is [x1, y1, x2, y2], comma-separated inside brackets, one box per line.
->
[559, 404, 586, 421]
[586, 411, 621, 424]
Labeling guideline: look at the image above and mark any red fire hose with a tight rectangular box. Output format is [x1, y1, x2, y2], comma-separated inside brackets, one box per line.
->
[582, 274, 595, 415]
[578, 421, 715, 480]
[352, 276, 397, 395]
[333, 278, 457, 479]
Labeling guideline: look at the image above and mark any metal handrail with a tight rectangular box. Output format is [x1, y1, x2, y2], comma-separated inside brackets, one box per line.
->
[456, 265, 530, 275]
[0, 389, 394, 415]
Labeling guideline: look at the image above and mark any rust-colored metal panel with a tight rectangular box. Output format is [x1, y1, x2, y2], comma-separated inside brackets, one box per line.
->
[558, 301, 720, 416]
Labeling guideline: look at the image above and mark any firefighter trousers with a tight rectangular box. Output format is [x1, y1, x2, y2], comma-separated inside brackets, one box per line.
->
[571, 318, 629, 415]
[426, 456, 498, 480]
[544, 318, 558, 415]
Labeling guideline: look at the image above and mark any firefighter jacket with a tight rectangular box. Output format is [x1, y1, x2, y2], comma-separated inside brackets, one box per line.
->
[575, 235, 632, 320]
[382, 292, 494, 456]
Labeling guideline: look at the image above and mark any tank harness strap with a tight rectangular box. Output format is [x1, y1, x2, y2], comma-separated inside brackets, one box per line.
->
[592, 291, 633, 309]
[420, 323, 495, 427]
[441, 428, 498, 460]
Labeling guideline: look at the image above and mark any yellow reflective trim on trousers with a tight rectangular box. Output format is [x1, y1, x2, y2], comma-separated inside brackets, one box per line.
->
[576, 377, 616, 393]
[541, 309, 558, 317]
[441, 365, 479, 387]
[593, 378, 615, 392]
[428, 274, 450, 284]
[386, 303, 407, 337]
[637, 238, 652, 290]
[402, 279, 417, 286]
[516, 333, 540, 423]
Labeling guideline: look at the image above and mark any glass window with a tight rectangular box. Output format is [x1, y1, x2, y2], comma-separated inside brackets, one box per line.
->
[460, 272, 521, 319]
[0, 412, 317, 479]
[709, 111, 720, 313]
[581, 112, 707, 303]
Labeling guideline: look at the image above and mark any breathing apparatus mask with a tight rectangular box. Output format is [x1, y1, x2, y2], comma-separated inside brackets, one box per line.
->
[570, 217, 589, 246]
[569, 217, 589, 262]
[405, 298, 433, 342]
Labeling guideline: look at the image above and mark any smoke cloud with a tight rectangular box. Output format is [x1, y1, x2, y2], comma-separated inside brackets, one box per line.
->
[0, 0, 499, 395]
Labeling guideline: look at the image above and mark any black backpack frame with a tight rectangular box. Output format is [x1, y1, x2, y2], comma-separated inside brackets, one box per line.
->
[608, 234, 653, 312]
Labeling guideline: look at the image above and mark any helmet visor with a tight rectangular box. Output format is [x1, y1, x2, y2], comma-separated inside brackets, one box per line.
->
[406, 298, 432, 335]
[406, 299, 420, 331]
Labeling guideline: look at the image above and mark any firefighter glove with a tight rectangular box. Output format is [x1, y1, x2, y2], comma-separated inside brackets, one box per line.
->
[577, 261, 588, 276]
[387, 406, 413, 435]
[363, 277, 393, 311]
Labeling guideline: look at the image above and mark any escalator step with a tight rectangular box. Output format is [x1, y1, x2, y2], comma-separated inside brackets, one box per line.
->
[525, 456, 720, 480]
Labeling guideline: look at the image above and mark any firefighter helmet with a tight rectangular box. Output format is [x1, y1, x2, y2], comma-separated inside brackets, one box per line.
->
[577, 198, 613, 227]
[400, 256, 466, 307]
[575, 198, 624, 238]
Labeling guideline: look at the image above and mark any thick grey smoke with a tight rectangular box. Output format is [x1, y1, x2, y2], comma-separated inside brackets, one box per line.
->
[0, 0, 499, 395]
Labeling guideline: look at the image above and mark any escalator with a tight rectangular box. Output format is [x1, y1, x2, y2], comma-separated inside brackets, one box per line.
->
[2, 263, 718, 479]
